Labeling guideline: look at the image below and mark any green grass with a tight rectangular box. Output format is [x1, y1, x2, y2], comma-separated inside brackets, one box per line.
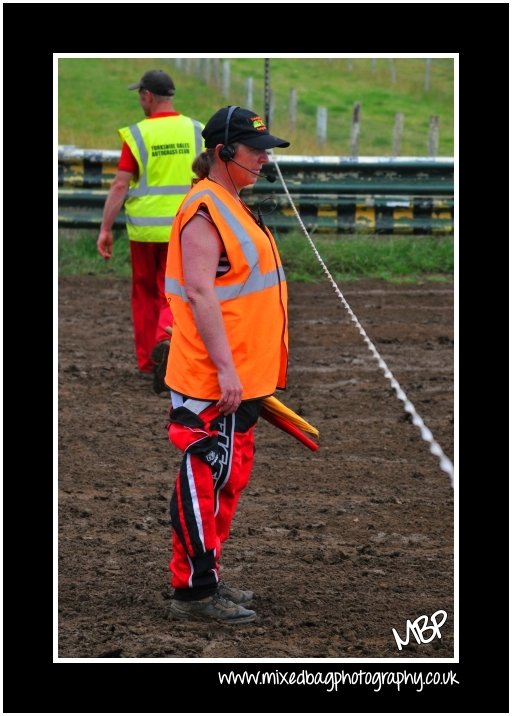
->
[58, 57, 453, 156]
[276, 233, 453, 283]
[58, 230, 453, 284]
[228, 58, 454, 156]
[58, 229, 132, 277]
[58, 60, 453, 283]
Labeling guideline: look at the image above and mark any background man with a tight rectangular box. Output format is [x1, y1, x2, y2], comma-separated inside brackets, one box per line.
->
[97, 69, 204, 393]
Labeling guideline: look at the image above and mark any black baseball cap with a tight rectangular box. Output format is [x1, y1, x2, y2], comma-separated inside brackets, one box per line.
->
[128, 70, 175, 96]
[202, 106, 290, 149]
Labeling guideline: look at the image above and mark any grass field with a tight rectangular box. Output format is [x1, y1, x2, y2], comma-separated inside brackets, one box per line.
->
[58, 57, 454, 156]
[58, 57, 454, 283]
[58, 230, 453, 284]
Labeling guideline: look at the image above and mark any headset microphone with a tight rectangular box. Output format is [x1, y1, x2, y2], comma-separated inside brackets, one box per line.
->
[229, 158, 276, 182]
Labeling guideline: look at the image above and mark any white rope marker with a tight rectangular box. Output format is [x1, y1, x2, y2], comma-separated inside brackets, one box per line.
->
[270, 158, 454, 488]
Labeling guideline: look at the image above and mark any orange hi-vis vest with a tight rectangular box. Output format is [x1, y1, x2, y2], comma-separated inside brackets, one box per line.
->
[164, 179, 288, 400]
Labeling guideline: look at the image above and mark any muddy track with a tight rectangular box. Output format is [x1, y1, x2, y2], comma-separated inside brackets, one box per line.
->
[58, 277, 454, 660]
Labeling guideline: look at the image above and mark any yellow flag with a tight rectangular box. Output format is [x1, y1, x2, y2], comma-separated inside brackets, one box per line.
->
[261, 395, 319, 437]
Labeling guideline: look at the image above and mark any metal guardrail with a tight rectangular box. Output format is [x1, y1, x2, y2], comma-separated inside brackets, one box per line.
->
[58, 147, 454, 235]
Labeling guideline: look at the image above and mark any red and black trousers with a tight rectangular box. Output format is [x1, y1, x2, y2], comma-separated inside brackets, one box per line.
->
[167, 399, 261, 601]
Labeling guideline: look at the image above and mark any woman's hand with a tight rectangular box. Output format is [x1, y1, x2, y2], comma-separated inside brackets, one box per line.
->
[216, 366, 243, 415]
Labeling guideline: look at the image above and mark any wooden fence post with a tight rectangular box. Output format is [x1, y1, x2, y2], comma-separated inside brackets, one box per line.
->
[428, 115, 439, 157]
[246, 77, 253, 109]
[388, 58, 396, 84]
[289, 88, 297, 131]
[222, 60, 230, 99]
[424, 58, 431, 92]
[392, 112, 404, 156]
[316, 106, 327, 146]
[350, 102, 361, 157]
[212, 59, 220, 89]
[202, 58, 211, 84]
[269, 90, 275, 127]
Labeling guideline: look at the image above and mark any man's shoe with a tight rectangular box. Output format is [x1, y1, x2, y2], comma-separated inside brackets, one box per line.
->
[150, 340, 170, 395]
[218, 581, 254, 605]
[169, 593, 257, 623]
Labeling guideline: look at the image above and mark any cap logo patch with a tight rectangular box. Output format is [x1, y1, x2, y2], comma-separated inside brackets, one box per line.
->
[251, 115, 266, 132]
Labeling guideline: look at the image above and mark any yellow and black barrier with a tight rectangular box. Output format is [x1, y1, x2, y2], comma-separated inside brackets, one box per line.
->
[58, 147, 453, 235]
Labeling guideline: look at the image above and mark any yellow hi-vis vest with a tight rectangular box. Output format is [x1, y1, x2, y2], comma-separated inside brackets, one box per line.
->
[164, 179, 289, 400]
[119, 115, 204, 242]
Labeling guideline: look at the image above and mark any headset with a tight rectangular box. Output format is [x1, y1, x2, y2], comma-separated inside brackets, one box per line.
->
[218, 105, 239, 162]
[218, 104, 276, 184]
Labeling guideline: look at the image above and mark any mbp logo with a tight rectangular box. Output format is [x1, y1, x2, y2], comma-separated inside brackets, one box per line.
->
[392, 610, 448, 651]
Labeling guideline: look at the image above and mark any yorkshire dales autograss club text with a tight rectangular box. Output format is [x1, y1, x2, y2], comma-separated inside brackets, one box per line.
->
[218, 668, 459, 693]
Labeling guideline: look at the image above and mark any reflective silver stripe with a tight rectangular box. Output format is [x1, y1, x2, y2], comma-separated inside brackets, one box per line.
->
[129, 123, 148, 190]
[128, 185, 190, 198]
[165, 277, 188, 298]
[192, 119, 203, 156]
[215, 264, 286, 300]
[126, 216, 175, 226]
[181, 189, 258, 266]
[166, 266, 284, 301]
[166, 189, 285, 301]
[127, 117, 200, 198]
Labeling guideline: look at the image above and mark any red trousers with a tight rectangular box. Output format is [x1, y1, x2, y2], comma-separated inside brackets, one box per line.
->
[130, 241, 173, 373]
[167, 401, 260, 599]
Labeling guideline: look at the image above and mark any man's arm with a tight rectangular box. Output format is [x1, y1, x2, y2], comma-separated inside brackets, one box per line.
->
[97, 170, 133, 259]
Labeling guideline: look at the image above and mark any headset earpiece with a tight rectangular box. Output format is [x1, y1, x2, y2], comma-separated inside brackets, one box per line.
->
[219, 105, 240, 163]
[219, 144, 235, 162]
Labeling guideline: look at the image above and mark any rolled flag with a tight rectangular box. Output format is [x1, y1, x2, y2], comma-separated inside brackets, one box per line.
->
[261, 395, 320, 451]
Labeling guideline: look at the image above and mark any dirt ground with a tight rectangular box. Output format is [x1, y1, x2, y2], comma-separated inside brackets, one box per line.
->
[58, 276, 454, 660]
